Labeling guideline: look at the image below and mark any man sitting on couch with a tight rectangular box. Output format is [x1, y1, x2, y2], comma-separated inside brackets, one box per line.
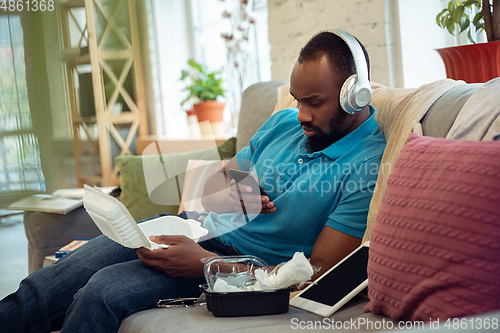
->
[0, 30, 386, 333]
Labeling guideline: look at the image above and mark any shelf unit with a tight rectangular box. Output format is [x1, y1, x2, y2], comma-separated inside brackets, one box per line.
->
[59, 0, 149, 186]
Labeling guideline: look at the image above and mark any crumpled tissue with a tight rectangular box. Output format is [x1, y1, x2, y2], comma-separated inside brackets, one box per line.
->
[212, 252, 314, 292]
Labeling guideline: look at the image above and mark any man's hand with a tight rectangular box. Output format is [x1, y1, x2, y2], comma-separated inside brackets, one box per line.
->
[201, 157, 276, 214]
[228, 177, 276, 214]
[136, 235, 218, 278]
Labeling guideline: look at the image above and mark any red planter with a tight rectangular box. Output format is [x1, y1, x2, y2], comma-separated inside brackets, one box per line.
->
[436, 41, 500, 83]
[193, 101, 225, 123]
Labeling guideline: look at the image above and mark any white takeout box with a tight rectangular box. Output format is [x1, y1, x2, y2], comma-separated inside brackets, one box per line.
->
[83, 185, 208, 250]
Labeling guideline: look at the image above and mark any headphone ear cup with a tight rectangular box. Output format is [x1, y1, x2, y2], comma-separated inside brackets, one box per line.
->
[339, 74, 359, 114]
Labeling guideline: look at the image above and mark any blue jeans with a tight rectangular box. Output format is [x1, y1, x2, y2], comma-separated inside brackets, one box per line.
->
[0, 213, 239, 333]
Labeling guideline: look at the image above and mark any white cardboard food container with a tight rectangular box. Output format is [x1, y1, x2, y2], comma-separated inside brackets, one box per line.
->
[83, 185, 208, 250]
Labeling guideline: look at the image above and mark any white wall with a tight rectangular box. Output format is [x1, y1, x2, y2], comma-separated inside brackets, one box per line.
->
[266, 0, 484, 88]
[153, 0, 272, 137]
[154, 0, 193, 138]
[267, 0, 400, 87]
[397, 0, 453, 88]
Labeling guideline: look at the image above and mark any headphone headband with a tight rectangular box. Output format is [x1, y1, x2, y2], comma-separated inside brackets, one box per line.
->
[329, 29, 372, 114]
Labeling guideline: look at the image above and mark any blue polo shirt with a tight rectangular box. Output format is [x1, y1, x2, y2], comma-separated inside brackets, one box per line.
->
[203, 107, 386, 265]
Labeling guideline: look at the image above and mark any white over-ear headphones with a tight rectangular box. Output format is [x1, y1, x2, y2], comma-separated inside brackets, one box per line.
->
[330, 30, 372, 114]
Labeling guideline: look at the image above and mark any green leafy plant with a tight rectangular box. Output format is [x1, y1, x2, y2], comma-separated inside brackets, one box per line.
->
[180, 59, 225, 106]
[436, 0, 500, 44]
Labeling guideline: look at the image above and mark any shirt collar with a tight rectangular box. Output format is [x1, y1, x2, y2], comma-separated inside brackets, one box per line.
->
[303, 105, 378, 160]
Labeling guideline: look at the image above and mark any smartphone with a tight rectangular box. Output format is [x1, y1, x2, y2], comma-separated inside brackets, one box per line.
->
[228, 169, 266, 196]
[290, 241, 370, 317]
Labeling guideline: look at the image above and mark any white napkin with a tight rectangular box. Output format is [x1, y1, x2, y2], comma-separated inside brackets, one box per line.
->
[252, 252, 314, 291]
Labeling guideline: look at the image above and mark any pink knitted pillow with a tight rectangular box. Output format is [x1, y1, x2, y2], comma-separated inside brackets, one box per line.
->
[365, 133, 500, 322]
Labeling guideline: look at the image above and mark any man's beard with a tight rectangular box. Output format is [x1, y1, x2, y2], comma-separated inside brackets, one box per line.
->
[303, 111, 348, 153]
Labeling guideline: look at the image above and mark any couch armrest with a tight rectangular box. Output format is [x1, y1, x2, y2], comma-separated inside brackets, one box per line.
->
[23, 208, 102, 273]
[421, 83, 482, 138]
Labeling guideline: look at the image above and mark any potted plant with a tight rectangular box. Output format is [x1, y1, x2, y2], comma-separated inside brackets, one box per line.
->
[435, 0, 500, 83]
[180, 59, 226, 125]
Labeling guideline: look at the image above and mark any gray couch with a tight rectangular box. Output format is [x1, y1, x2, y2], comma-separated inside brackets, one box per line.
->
[23, 80, 499, 332]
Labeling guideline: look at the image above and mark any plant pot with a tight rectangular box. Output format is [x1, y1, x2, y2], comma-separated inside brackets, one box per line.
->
[436, 41, 500, 83]
[193, 101, 225, 123]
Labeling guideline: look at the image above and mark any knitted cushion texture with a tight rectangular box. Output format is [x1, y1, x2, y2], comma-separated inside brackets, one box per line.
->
[364, 133, 500, 321]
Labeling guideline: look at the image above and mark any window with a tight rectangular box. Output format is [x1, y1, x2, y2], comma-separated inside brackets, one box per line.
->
[0, 14, 44, 201]
[150, 0, 271, 137]
[397, 0, 487, 88]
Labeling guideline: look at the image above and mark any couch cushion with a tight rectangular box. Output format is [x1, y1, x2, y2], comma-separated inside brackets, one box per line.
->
[118, 297, 373, 333]
[116, 138, 236, 221]
[421, 83, 482, 138]
[365, 133, 500, 321]
[236, 80, 288, 152]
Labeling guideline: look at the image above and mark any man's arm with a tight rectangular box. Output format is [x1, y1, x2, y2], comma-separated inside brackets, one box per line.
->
[201, 156, 276, 214]
[309, 226, 362, 282]
[305, 157, 380, 282]
[136, 226, 361, 280]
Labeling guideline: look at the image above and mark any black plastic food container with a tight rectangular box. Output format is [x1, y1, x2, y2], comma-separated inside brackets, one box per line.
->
[199, 284, 294, 317]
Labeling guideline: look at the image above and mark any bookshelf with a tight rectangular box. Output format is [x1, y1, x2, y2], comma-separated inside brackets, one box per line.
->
[58, 0, 149, 186]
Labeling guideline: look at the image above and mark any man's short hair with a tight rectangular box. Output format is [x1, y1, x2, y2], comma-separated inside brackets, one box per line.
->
[298, 31, 370, 83]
